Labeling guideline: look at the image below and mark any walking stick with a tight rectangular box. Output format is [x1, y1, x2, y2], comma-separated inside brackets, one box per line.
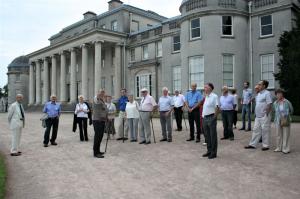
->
[150, 114, 156, 143]
[104, 121, 109, 153]
[122, 117, 125, 143]
[183, 110, 188, 130]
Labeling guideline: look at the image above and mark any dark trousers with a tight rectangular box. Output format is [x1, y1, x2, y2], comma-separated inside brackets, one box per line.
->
[233, 110, 238, 126]
[44, 117, 59, 144]
[221, 110, 234, 139]
[93, 120, 105, 155]
[203, 115, 218, 157]
[174, 107, 183, 130]
[242, 104, 251, 130]
[77, 117, 88, 141]
[188, 109, 202, 140]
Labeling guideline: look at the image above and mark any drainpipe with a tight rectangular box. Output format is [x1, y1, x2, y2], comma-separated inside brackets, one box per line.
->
[123, 41, 126, 88]
[248, 1, 254, 89]
[129, 13, 133, 33]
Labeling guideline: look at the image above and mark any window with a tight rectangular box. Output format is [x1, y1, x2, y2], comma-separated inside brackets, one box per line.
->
[261, 54, 274, 88]
[156, 41, 162, 57]
[111, 20, 118, 31]
[173, 66, 181, 92]
[222, 16, 233, 36]
[155, 27, 162, 35]
[223, 54, 234, 87]
[142, 45, 149, 60]
[131, 20, 139, 32]
[190, 18, 201, 39]
[173, 35, 181, 52]
[101, 77, 106, 89]
[260, 15, 273, 37]
[189, 56, 204, 88]
[136, 74, 152, 97]
[130, 48, 135, 62]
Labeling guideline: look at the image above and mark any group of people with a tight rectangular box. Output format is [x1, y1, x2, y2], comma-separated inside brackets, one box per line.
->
[7, 79, 294, 159]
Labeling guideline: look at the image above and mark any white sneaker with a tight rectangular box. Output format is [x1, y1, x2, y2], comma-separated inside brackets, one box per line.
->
[202, 142, 207, 146]
[274, 148, 281, 152]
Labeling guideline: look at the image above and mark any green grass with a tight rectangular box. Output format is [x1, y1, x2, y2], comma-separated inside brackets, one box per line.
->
[0, 154, 6, 199]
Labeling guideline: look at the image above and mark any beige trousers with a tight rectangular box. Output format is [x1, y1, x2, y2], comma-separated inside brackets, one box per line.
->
[275, 125, 291, 153]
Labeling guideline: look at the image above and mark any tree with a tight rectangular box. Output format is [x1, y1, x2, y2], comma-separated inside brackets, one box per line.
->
[275, 13, 300, 115]
[2, 84, 8, 97]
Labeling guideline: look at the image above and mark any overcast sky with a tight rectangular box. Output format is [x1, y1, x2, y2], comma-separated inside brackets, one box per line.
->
[0, 0, 182, 87]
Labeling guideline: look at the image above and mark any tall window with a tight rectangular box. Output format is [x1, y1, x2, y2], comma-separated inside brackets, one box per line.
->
[101, 77, 106, 89]
[173, 35, 180, 52]
[142, 45, 149, 60]
[136, 74, 152, 97]
[173, 66, 181, 92]
[130, 48, 135, 62]
[189, 56, 204, 88]
[156, 41, 162, 57]
[111, 20, 118, 31]
[223, 54, 234, 87]
[261, 54, 274, 88]
[190, 18, 201, 39]
[222, 16, 233, 36]
[260, 15, 273, 37]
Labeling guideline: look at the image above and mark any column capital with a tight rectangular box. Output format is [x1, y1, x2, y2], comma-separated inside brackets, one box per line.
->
[43, 57, 50, 62]
[93, 40, 104, 45]
[51, 54, 58, 59]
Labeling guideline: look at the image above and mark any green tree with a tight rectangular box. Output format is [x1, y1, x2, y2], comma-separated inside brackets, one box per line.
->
[2, 84, 8, 97]
[275, 13, 300, 115]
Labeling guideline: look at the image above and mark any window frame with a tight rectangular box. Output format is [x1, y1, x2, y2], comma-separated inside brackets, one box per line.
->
[111, 20, 118, 31]
[190, 18, 201, 40]
[260, 15, 273, 38]
[172, 66, 182, 92]
[142, 45, 149, 60]
[135, 73, 152, 98]
[130, 48, 135, 62]
[156, 41, 162, 58]
[188, 55, 205, 89]
[260, 53, 275, 89]
[222, 54, 235, 88]
[173, 35, 181, 52]
[221, 16, 234, 37]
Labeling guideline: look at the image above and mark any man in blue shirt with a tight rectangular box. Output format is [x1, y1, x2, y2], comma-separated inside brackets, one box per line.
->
[185, 83, 203, 143]
[117, 88, 129, 141]
[43, 95, 61, 147]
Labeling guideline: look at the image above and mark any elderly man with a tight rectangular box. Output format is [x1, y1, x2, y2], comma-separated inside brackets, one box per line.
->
[240, 81, 253, 131]
[158, 87, 174, 142]
[245, 80, 273, 151]
[117, 88, 129, 141]
[220, 86, 236, 141]
[139, 88, 157, 144]
[202, 83, 219, 159]
[43, 95, 61, 147]
[93, 90, 108, 158]
[173, 90, 185, 131]
[185, 83, 203, 143]
[8, 94, 25, 156]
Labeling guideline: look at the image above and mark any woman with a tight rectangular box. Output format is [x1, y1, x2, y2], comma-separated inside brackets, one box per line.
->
[75, 95, 89, 141]
[231, 88, 238, 129]
[105, 95, 116, 138]
[125, 94, 139, 142]
[273, 89, 293, 154]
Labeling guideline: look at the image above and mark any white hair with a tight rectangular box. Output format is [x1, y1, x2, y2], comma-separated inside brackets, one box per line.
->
[16, 94, 23, 98]
[78, 95, 85, 100]
[162, 87, 169, 92]
[50, 95, 57, 99]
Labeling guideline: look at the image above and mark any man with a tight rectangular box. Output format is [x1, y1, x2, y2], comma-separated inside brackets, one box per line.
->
[245, 80, 273, 151]
[185, 83, 203, 143]
[7, 94, 25, 156]
[43, 95, 61, 147]
[139, 88, 157, 144]
[158, 87, 174, 142]
[240, 81, 252, 131]
[117, 89, 129, 141]
[202, 83, 219, 159]
[93, 90, 108, 158]
[219, 86, 236, 141]
[173, 90, 185, 131]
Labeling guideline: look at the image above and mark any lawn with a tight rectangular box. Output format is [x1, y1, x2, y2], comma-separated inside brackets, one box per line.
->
[0, 154, 6, 199]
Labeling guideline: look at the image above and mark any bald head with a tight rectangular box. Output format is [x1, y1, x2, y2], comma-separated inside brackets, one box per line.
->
[191, 83, 197, 91]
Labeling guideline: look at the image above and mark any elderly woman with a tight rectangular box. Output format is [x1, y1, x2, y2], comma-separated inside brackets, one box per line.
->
[75, 95, 90, 141]
[125, 94, 140, 142]
[273, 89, 294, 154]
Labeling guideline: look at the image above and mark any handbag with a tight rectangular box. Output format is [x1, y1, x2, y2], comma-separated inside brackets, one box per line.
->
[280, 116, 289, 127]
[40, 113, 48, 128]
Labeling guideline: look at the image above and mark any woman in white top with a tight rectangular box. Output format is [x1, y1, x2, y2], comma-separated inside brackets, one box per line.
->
[75, 95, 89, 141]
[105, 95, 116, 137]
[125, 94, 140, 142]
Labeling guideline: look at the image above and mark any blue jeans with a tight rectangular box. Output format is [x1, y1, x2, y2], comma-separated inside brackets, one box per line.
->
[241, 104, 251, 130]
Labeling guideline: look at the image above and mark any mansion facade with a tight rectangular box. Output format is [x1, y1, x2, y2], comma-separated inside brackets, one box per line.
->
[26, 0, 300, 105]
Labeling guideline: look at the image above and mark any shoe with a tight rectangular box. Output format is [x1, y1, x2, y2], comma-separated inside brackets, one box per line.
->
[99, 152, 105, 155]
[282, 151, 290, 154]
[10, 153, 20, 156]
[123, 138, 128, 141]
[94, 154, 104, 158]
[239, 128, 245, 131]
[244, 145, 255, 149]
[262, 147, 269, 151]
[208, 155, 217, 159]
[18, 151, 22, 154]
[196, 139, 200, 143]
[145, 141, 151, 145]
[160, 138, 167, 142]
[178, 129, 182, 131]
[139, 141, 146, 144]
[85, 139, 89, 142]
[202, 143, 207, 146]
[229, 137, 234, 141]
[167, 139, 172, 142]
[51, 142, 57, 146]
[274, 148, 281, 152]
[186, 138, 194, 141]
[44, 144, 48, 147]
[117, 138, 124, 141]
[202, 152, 210, 157]
[220, 137, 228, 140]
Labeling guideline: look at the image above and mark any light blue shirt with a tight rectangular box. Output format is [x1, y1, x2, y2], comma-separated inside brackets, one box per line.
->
[242, 88, 252, 105]
[158, 96, 174, 111]
[220, 94, 236, 111]
[43, 101, 61, 118]
[185, 90, 203, 108]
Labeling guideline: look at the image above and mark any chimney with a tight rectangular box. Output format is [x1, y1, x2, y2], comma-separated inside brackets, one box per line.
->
[108, 0, 123, 11]
[83, 11, 96, 19]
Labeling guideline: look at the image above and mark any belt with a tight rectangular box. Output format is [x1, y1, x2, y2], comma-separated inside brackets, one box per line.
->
[204, 113, 214, 118]
[139, 111, 151, 112]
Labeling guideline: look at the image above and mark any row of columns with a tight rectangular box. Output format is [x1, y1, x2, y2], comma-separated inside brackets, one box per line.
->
[29, 41, 123, 105]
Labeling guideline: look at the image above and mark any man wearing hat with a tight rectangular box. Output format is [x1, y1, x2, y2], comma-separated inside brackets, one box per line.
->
[139, 88, 157, 144]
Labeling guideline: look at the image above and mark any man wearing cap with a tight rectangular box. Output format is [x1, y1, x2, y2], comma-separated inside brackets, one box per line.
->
[139, 88, 157, 144]
[117, 88, 129, 141]
[185, 83, 203, 143]
[173, 90, 185, 131]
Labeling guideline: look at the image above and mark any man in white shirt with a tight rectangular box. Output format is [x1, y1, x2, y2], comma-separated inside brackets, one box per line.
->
[173, 90, 185, 131]
[202, 83, 219, 159]
[245, 80, 273, 151]
[139, 88, 157, 144]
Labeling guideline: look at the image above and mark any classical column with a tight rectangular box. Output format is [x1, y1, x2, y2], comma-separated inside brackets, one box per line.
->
[114, 44, 122, 98]
[43, 58, 50, 103]
[29, 63, 35, 104]
[60, 52, 67, 102]
[70, 48, 77, 103]
[35, 60, 41, 104]
[81, 44, 88, 99]
[94, 41, 103, 94]
[51, 55, 57, 95]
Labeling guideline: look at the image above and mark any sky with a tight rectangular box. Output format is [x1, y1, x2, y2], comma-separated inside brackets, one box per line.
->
[0, 0, 182, 87]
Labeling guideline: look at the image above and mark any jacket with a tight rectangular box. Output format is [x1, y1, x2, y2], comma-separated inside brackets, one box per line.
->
[8, 102, 25, 130]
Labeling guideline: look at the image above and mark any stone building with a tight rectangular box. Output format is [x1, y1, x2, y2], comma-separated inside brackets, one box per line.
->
[26, 0, 300, 105]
